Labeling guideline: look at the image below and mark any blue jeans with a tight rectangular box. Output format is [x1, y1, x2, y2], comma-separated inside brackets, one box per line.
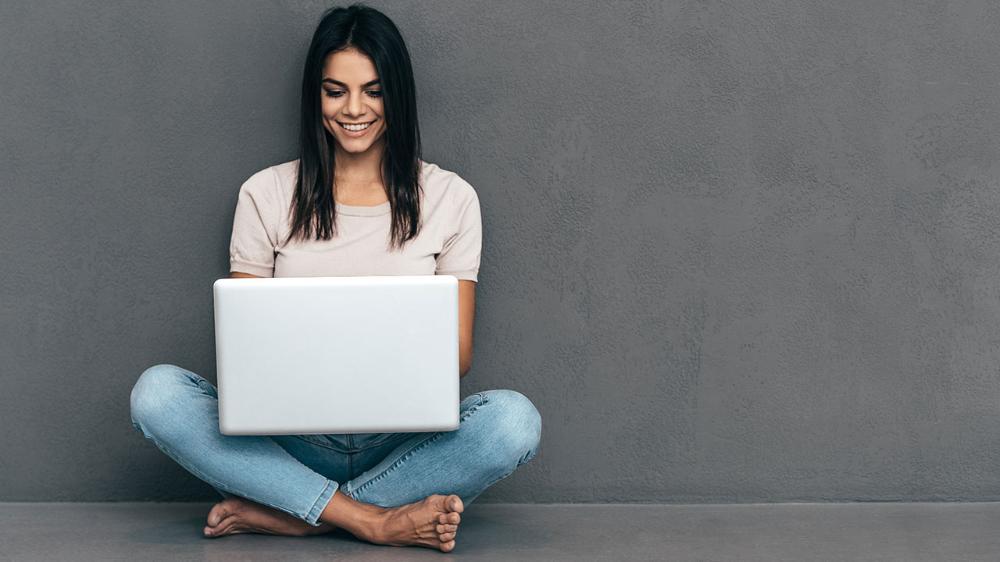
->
[129, 364, 541, 526]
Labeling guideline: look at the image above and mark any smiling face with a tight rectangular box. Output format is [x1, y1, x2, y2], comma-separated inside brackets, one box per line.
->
[321, 47, 386, 156]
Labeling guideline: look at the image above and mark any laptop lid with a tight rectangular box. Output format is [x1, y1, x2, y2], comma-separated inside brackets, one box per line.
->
[213, 275, 460, 436]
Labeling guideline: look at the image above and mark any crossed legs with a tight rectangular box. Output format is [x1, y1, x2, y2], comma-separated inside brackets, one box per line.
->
[129, 364, 541, 552]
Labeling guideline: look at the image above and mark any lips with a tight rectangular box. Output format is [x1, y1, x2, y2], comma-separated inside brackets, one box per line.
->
[335, 120, 374, 138]
[338, 120, 374, 128]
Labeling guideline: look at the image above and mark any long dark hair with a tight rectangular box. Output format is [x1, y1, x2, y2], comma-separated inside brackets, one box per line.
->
[285, 3, 422, 250]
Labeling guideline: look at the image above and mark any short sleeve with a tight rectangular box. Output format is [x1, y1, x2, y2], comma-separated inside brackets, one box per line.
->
[228, 170, 278, 277]
[435, 182, 482, 282]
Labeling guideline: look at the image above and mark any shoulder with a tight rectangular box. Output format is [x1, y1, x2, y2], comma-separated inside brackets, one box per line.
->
[239, 159, 298, 202]
[420, 160, 480, 210]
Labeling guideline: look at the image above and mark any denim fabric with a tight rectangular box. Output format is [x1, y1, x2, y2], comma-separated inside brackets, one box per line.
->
[129, 364, 541, 526]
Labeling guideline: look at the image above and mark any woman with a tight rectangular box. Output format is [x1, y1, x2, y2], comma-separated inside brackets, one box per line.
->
[129, 3, 541, 553]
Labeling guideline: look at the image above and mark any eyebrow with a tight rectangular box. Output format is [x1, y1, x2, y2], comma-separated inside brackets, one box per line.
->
[322, 78, 381, 88]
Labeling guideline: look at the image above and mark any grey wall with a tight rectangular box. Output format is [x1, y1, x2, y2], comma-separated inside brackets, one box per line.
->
[3, 0, 1000, 503]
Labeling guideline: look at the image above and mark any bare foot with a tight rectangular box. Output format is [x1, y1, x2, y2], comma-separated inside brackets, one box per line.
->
[362, 494, 464, 553]
[203, 497, 337, 538]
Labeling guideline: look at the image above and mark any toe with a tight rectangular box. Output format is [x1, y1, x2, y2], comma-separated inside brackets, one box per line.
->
[211, 515, 240, 537]
[440, 539, 456, 552]
[447, 495, 464, 513]
[207, 504, 227, 527]
[439, 531, 457, 542]
[207, 498, 240, 527]
[447, 512, 461, 525]
[437, 523, 458, 533]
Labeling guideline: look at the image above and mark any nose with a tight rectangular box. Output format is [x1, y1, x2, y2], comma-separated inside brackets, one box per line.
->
[346, 90, 365, 118]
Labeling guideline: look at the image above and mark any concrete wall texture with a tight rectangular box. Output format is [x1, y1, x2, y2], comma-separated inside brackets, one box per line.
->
[3, 0, 1000, 503]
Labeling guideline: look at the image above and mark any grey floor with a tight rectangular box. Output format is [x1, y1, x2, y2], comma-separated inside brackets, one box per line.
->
[2, 502, 1000, 561]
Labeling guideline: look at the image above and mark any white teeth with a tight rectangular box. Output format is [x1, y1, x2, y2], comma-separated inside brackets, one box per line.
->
[340, 121, 372, 132]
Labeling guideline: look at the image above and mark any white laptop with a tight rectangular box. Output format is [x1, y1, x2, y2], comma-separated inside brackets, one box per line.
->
[212, 275, 460, 436]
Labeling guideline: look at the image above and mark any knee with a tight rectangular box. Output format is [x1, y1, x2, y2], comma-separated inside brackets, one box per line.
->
[479, 389, 542, 467]
[129, 363, 189, 431]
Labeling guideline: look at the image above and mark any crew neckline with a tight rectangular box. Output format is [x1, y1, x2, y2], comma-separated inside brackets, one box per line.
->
[328, 159, 429, 217]
[335, 199, 391, 217]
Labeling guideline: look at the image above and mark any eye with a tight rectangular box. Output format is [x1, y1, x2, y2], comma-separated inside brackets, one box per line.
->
[323, 90, 382, 98]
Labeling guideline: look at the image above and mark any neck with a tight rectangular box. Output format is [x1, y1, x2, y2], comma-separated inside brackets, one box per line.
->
[333, 138, 384, 182]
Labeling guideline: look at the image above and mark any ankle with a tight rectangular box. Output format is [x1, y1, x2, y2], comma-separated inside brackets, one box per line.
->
[355, 501, 391, 541]
[319, 489, 389, 540]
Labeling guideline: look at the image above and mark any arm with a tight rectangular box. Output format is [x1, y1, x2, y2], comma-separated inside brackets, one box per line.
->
[458, 279, 476, 378]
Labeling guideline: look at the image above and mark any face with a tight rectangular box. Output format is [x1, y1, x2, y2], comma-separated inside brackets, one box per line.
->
[320, 48, 386, 155]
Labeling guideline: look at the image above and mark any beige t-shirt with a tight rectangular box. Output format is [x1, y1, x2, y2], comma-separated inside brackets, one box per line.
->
[229, 159, 482, 282]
